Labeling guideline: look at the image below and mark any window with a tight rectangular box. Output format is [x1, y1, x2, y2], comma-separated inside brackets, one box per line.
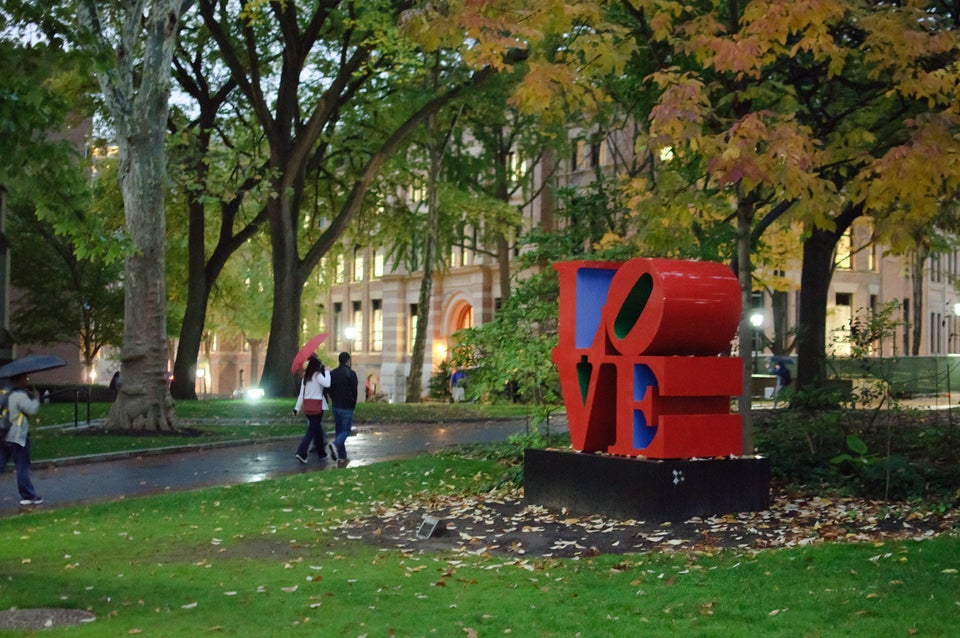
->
[353, 250, 364, 282]
[373, 250, 384, 278]
[333, 302, 342, 350]
[371, 300, 383, 352]
[408, 303, 418, 353]
[830, 293, 854, 356]
[409, 179, 426, 203]
[335, 254, 345, 283]
[835, 230, 852, 270]
[352, 301, 363, 351]
[572, 139, 595, 170]
[930, 312, 944, 354]
[598, 137, 611, 166]
[506, 151, 526, 181]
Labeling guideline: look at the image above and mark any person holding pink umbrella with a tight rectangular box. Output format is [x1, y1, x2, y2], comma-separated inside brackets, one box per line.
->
[292, 355, 331, 464]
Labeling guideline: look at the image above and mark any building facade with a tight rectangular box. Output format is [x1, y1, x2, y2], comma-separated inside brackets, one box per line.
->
[308, 130, 960, 402]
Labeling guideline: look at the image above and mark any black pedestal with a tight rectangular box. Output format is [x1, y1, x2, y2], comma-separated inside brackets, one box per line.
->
[524, 448, 770, 522]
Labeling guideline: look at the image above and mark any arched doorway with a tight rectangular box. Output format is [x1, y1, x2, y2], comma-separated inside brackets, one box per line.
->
[451, 302, 473, 333]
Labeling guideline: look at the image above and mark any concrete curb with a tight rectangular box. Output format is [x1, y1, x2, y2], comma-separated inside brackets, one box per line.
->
[29, 416, 546, 470]
[31, 435, 300, 470]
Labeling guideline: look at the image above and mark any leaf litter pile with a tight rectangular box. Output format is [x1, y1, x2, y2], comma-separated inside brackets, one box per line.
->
[336, 485, 958, 558]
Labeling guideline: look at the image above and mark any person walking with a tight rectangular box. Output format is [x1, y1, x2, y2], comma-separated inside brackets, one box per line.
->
[293, 355, 331, 464]
[450, 368, 466, 403]
[0, 373, 43, 505]
[326, 351, 358, 468]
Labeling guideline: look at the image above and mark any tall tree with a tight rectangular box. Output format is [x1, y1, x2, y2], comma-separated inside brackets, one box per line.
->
[166, 13, 269, 400]
[195, 0, 544, 397]
[7, 188, 124, 374]
[619, 0, 960, 408]
[0, 33, 95, 362]
[77, 0, 189, 430]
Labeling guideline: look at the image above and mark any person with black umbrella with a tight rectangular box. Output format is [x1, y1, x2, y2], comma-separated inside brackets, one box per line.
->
[0, 373, 43, 506]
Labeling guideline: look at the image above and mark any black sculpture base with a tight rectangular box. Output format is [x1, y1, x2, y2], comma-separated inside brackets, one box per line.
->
[524, 448, 770, 522]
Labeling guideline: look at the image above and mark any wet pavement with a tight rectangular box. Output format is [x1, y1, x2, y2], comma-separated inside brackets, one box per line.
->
[0, 419, 545, 518]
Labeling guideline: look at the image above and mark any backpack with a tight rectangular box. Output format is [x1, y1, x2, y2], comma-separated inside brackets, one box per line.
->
[0, 386, 11, 442]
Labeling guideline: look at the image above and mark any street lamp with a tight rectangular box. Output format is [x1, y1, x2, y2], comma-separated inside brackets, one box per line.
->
[749, 311, 764, 374]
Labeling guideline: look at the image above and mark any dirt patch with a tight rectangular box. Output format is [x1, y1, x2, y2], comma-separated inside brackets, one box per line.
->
[334, 485, 958, 559]
[0, 608, 96, 631]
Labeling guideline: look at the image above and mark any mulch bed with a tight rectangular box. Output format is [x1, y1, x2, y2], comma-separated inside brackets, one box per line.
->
[335, 485, 958, 559]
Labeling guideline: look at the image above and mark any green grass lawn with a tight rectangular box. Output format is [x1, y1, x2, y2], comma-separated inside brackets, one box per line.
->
[1, 450, 957, 636]
[30, 399, 533, 462]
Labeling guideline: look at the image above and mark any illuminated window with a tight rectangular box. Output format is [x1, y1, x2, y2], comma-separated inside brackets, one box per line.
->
[506, 151, 526, 181]
[598, 137, 610, 166]
[409, 179, 426, 203]
[373, 250, 384, 278]
[333, 302, 342, 350]
[371, 300, 383, 352]
[353, 250, 364, 282]
[335, 254, 345, 283]
[408, 303, 418, 353]
[835, 230, 852, 270]
[352, 301, 363, 351]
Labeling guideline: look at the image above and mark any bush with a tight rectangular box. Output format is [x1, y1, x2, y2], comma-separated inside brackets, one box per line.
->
[755, 405, 960, 502]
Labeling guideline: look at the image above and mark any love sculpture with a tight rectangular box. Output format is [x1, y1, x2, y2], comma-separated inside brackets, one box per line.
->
[524, 257, 769, 522]
[552, 257, 743, 459]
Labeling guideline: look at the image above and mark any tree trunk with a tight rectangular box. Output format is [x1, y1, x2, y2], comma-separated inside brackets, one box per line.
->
[771, 289, 790, 355]
[247, 338, 263, 384]
[735, 197, 754, 453]
[170, 202, 209, 400]
[795, 205, 861, 391]
[496, 232, 511, 304]
[259, 196, 305, 398]
[796, 228, 834, 390]
[89, 1, 181, 431]
[910, 249, 927, 355]
[406, 112, 443, 403]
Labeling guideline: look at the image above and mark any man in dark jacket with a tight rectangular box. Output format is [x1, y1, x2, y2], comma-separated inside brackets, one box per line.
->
[326, 351, 358, 467]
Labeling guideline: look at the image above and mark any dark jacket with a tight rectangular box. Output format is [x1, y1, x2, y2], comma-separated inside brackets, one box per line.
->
[327, 364, 358, 410]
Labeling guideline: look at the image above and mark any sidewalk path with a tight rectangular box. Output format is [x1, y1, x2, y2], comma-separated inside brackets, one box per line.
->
[0, 419, 543, 518]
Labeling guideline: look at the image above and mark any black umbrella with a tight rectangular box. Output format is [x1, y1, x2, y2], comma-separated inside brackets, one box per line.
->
[0, 354, 68, 379]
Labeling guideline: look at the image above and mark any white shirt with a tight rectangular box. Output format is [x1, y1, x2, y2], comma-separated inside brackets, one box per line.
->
[5, 388, 40, 447]
[294, 369, 331, 414]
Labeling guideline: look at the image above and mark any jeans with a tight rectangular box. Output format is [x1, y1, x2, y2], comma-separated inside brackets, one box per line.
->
[296, 412, 327, 459]
[332, 408, 354, 460]
[0, 437, 38, 500]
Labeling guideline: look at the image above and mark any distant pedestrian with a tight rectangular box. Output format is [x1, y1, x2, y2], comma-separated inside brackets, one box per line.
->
[293, 355, 331, 464]
[326, 352, 358, 468]
[450, 368, 466, 403]
[0, 373, 43, 505]
[110, 371, 120, 400]
[773, 361, 791, 395]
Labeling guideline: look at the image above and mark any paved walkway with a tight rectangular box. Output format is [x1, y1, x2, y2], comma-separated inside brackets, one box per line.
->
[0, 419, 547, 518]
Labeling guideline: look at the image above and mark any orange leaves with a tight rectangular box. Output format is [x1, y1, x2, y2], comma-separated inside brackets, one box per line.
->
[646, 71, 709, 150]
[399, 0, 533, 69]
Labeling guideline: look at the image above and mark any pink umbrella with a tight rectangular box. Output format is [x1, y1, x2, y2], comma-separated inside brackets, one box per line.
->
[291, 333, 328, 373]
